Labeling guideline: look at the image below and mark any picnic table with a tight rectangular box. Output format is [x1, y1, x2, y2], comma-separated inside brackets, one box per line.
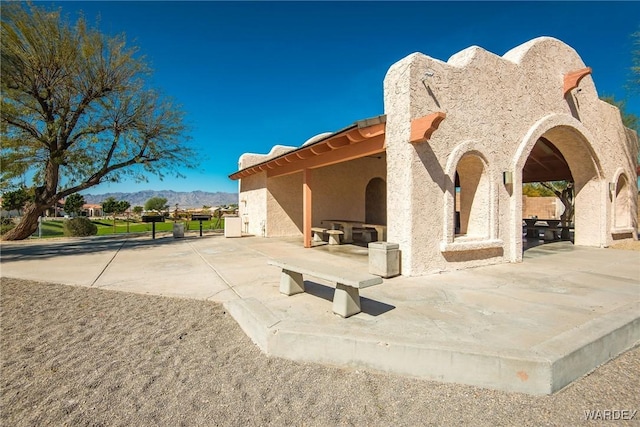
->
[321, 219, 360, 243]
[523, 219, 566, 241]
[321, 219, 386, 244]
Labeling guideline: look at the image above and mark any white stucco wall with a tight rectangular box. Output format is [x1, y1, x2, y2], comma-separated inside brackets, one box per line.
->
[384, 37, 637, 276]
[267, 173, 303, 237]
[312, 156, 387, 226]
[239, 172, 267, 236]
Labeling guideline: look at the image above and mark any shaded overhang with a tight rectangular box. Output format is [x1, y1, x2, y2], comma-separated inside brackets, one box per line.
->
[522, 137, 573, 183]
[229, 115, 386, 180]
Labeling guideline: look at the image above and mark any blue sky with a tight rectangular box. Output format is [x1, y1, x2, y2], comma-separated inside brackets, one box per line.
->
[41, 1, 639, 195]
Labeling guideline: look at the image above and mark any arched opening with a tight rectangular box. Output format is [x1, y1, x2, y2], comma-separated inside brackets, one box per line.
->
[521, 137, 574, 247]
[456, 154, 490, 239]
[365, 177, 386, 225]
[613, 173, 631, 229]
[514, 120, 603, 257]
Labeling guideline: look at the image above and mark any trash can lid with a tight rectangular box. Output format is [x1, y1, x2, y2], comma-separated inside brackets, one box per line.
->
[368, 242, 399, 250]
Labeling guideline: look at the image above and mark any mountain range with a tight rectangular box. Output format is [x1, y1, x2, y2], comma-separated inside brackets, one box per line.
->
[82, 190, 238, 209]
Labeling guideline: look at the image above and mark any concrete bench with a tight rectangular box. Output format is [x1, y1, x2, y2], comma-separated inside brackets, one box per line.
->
[311, 227, 327, 242]
[268, 258, 383, 318]
[326, 229, 344, 245]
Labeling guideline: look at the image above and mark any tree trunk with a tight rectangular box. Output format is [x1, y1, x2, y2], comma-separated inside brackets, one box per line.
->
[2, 155, 62, 240]
[1, 202, 48, 240]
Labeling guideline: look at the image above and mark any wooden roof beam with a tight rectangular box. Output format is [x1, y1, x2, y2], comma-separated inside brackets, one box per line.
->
[563, 67, 592, 96]
[410, 112, 446, 144]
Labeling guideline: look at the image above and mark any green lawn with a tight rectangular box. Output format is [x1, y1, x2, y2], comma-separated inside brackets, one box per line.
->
[29, 218, 224, 238]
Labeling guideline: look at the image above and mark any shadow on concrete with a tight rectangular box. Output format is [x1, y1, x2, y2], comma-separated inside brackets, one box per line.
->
[522, 237, 576, 255]
[304, 281, 395, 316]
[0, 234, 221, 263]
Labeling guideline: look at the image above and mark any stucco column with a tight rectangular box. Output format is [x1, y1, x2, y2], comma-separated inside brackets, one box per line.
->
[303, 168, 312, 248]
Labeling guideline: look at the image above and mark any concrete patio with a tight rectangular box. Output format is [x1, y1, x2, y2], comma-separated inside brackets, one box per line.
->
[1, 232, 638, 395]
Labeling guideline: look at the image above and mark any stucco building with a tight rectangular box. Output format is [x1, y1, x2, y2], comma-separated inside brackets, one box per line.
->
[230, 37, 638, 276]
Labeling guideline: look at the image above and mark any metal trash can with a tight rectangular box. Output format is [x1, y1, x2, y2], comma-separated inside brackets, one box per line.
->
[368, 242, 400, 278]
[173, 222, 185, 238]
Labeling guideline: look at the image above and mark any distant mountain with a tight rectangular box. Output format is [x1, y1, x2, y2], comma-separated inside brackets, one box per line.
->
[82, 190, 238, 209]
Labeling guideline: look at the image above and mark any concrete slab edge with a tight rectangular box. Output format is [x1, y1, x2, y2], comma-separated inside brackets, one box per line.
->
[537, 303, 640, 393]
[267, 327, 554, 395]
[224, 298, 281, 352]
[224, 297, 554, 394]
[225, 298, 640, 395]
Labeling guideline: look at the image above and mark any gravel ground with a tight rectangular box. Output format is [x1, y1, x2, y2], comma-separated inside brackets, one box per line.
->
[1, 277, 638, 426]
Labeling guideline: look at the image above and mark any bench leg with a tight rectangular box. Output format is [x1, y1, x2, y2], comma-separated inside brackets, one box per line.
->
[312, 231, 323, 242]
[333, 283, 361, 318]
[328, 234, 341, 245]
[280, 270, 305, 295]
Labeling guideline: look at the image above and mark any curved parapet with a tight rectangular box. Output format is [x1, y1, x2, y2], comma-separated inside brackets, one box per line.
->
[502, 36, 581, 67]
[448, 45, 502, 68]
[237, 132, 334, 171]
[384, 36, 600, 149]
[302, 132, 333, 146]
[238, 145, 297, 170]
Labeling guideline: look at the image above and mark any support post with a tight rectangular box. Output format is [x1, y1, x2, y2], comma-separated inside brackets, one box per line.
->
[303, 168, 312, 248]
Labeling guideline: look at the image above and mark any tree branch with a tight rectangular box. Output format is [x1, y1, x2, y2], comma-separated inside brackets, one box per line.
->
[2, 116, 47, 146]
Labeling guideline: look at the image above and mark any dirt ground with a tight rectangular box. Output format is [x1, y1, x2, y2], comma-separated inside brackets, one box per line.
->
[1, 277, 638, 427]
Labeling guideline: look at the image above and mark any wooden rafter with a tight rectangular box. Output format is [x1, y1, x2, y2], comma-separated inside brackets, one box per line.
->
[229, 121, 386, 180]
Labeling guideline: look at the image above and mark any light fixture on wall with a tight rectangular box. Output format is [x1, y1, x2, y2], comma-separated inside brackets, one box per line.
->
[503, 171, 513, 185]
[422, 69, 435, 81]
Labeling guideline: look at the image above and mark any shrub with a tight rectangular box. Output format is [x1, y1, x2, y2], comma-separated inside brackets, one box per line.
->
[1, 217, 15, 235]
[63, 217, 98, 237]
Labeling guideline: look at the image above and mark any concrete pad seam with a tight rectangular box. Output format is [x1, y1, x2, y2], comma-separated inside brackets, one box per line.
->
[204, 287, 240, 301]
[90, 239, 127, 287]
[187, 241, 241, 298]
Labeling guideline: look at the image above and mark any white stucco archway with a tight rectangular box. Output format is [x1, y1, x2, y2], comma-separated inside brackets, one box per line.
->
[365, 177, 387, 225]
[510, 114, 605, 261]
[443, 142, 498, 246]
[611, 169, 633, 233]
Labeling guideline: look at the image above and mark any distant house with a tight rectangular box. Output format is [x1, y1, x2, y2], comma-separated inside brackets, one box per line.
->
[46, 201, 65, 217]
[82, 204, 103, 217]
